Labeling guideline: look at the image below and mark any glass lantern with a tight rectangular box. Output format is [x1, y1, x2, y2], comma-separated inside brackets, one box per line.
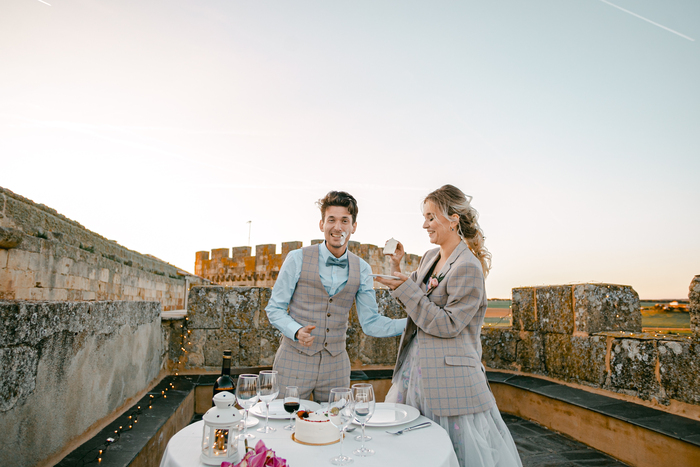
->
[201, 391, 243, 465]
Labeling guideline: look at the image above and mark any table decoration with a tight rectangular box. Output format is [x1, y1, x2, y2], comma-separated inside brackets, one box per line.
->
[200, 391, 242, 465]
[221, 440, 287, 467]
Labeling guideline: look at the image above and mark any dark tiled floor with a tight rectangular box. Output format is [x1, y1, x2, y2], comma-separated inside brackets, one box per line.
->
[502, 413, 630, 467]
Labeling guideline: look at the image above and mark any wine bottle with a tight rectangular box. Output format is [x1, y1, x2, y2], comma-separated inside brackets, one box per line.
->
[212, 349, 235, 404]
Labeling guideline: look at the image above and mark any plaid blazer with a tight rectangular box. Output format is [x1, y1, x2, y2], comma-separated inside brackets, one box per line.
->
[391, 241, 495, 416]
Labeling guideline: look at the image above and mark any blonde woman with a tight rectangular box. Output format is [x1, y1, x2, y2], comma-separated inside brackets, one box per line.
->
[375, 185, 521, 467]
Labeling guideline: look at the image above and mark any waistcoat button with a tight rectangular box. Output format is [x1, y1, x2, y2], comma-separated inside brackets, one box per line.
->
[329, 298, 333, 303]
[327, 313, 331, 317]
[324, 342, 328, 347]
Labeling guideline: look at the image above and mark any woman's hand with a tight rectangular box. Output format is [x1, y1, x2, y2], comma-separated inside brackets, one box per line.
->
[386, 240, 405, 275]
[374, 272, 408, 290]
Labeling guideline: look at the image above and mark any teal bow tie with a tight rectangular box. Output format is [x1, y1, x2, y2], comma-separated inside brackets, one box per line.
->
[326, 257, 347, 268]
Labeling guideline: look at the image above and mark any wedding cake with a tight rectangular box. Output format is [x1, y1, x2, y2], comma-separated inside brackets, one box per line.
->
[294, 410, 340, 445]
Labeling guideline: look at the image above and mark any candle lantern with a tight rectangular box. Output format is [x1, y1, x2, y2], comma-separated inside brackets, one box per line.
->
[201, 391, 243, 465]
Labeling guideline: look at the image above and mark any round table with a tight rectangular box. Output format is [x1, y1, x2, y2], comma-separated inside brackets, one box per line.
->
[159, 415, 459, 467]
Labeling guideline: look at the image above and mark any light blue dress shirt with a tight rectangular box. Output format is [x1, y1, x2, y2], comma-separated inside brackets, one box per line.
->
[266, 242, 407, 341]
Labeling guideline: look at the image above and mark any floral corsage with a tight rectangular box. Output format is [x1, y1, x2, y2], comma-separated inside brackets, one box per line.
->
[426, 273, 445, 296]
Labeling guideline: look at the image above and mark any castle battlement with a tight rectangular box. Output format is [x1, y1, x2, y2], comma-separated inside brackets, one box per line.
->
[195, 240, 422, 287]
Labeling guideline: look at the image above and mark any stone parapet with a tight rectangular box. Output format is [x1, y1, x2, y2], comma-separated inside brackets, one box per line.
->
[195, 240, 422, 289]
[171, 285, 406, 371]
[0, 186, 206, 310]
[511, 283, 641, 335]
[690, 275, 700, 336]
[0, 300, 163, 467]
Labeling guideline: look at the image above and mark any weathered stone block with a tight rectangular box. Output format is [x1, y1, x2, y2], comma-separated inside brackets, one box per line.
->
[658, 339, 700, 405]
[536, 286, 573, 334]
[222, 287, 260, 329]
[544, 334, 607, 385]
[259, 328, 282, 366]
[0, 345, 39, 411]
[238, 329, 261, 367]
[0, 226, 23, 249]
[481, 327, 517, 370]
[7, 249, 30, 271]
[609, 338, 659, 399]
[511, 287, 536, 331]
[376, 289, 406, 319]
[0, 249, 7, 268]
[203, 328, 240, 367]
[689, 276, 700, 336]
[516, 331, 545, 373]
[187, 286, 223, 329]
[573, 284, 641, 333]
[357, 334, 399, 366]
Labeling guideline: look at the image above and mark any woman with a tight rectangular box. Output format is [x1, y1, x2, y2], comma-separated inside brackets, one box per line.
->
[375, 185, 522, 467]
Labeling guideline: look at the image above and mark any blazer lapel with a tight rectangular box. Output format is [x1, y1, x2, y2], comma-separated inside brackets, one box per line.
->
[436, 242, 468, 278]
[416, 249, 440, 288]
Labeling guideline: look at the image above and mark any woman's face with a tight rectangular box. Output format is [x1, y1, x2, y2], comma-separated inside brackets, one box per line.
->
[422, 201, 454, 245]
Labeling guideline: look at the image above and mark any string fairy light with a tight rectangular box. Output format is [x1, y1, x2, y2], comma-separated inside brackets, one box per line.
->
[73, 313, 193, 465]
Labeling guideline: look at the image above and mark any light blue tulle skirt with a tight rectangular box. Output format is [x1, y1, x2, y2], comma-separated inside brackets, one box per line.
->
[385, 341, 522, 467]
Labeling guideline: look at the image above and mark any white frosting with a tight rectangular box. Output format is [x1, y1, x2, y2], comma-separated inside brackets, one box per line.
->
[339, 231, 348, 246]
[295, 412, 340, 444]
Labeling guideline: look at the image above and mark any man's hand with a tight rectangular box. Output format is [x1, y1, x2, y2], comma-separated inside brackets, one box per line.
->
[295, 325, 316, 347]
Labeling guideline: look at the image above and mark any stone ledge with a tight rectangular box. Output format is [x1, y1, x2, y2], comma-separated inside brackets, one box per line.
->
[487, 370, 700, 447]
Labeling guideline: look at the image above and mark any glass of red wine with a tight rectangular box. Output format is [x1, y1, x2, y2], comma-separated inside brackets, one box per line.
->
[283, 386, 300, 431]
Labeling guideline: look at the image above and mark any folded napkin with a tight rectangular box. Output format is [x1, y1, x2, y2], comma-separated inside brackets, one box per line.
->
[222, 440, 287, 467]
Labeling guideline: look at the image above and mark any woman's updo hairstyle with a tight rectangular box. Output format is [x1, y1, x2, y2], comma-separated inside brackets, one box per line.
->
[424, 184, 492, 276]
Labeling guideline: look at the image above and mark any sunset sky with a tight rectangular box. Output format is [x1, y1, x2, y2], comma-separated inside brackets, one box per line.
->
[1, 0, 698, 299]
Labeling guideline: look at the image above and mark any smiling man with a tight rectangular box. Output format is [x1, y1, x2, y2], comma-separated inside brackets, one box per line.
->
[266, 191, 407, 402]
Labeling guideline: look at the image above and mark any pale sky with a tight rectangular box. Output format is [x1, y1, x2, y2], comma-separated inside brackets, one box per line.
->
[1, 0, 698, 299]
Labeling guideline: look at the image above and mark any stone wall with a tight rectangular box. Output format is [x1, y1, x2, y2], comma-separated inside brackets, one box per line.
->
[195, 240, 422, 288]
[0, 186, 206, 310]
[482, 281, 700, 407]
[166, 285, 406, 372]
[690, 275, 700, 336]
[0, 300, 163, 467]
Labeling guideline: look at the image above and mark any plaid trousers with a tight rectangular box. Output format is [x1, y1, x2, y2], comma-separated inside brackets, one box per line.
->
[273, 338, 351, 402]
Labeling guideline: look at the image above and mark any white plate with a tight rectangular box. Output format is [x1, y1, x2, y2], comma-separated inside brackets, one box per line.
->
[353, 403, 420, 427]
[369, 274, 402, 280]
[238, 409, 260, 428]
[250, 399, 321, 419]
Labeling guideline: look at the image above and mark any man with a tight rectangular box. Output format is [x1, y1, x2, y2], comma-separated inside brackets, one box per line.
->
[266, 191, 407, 402]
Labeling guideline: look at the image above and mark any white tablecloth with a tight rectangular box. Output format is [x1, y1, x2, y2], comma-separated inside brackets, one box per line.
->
[160, 415, 459, 467]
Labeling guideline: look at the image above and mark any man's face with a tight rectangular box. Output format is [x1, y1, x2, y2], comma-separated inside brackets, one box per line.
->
[320, 205, 357, 256]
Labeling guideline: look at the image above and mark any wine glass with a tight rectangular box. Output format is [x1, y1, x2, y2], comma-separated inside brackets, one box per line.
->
[236, 374, 259, 439]
[256, 370, 279, 433]
[283, 386, 300, 431]
[351, 383, 375, 456]
[328, 388, 354, 465]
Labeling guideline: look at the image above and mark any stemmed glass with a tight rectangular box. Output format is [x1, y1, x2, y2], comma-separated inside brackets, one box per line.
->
[328, 388, 354, 465]
[256, 370, 279, 433]
[283, 386, 300, 431]
[236, 374, 259, 440]
[351, 383, 375, 456]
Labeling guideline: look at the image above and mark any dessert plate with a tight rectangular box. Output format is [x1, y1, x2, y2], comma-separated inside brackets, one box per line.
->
[354, 402, 420, 427]
[369, 274, 402, 280]
[250, 399, 321, 419]
[238, 409, 259, 428]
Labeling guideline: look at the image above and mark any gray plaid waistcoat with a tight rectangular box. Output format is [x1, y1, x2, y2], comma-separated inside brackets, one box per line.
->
[286, 245, 360, 357]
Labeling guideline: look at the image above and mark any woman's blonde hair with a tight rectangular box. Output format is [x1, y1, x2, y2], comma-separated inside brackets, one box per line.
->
[424, 184, 492, 276]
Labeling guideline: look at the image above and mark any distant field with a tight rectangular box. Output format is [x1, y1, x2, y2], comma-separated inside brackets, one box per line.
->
[483, 300, 691, 330]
